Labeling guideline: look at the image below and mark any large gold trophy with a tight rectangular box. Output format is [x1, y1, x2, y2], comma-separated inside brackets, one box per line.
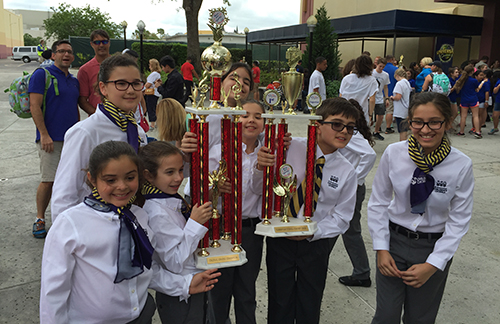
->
[189, 8, 247, 269]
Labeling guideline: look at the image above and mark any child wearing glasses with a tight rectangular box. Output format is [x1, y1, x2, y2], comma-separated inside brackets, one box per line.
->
[391, 67, 412, 141]
[51, 54, 148, 220]
[368, 92, 474, 324]
[255, 97, 359, 324]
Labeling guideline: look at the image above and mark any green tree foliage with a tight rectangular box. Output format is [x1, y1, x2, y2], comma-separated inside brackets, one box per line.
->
[43, 3, 122, 40]
[23, 34, 42, 46]
[303, 4, 342, 80]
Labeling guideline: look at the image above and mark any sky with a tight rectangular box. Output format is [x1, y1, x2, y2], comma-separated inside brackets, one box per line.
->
[4, 0, 301, 38]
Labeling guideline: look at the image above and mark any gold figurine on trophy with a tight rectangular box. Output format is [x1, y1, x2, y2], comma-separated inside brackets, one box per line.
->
[273, 164, 297, 223]
[208, 159, 227, 248]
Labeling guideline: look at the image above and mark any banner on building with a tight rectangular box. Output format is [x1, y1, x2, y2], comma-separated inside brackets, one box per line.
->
[435, 37, 455, 73]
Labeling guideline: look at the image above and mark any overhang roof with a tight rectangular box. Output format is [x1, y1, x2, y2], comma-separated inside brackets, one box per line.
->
[248, 9, 483, 44]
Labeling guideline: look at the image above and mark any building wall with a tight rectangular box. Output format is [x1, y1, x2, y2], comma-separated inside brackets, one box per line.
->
[165, 32, 246, 45]
[0, 0, 23, 59]
[301, 0, 484, 68]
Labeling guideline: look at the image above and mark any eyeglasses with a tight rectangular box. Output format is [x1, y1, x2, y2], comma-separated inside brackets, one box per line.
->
[321, 121, 358, 135]
[55, 49, 73, 55]
[92, 40, 109, 45]
[105, 80, 144, 91]
[409, 120, 445, 130]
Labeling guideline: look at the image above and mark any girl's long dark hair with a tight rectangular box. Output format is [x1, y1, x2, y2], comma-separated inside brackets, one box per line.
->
[348, 99, 375, 147]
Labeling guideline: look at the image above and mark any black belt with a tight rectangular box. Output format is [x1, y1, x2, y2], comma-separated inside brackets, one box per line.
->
[242, 218, 260, 227]
[389, 221, 443, 240]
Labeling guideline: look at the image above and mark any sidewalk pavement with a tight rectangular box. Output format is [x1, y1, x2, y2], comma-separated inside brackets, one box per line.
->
[1, 58, 499, 323]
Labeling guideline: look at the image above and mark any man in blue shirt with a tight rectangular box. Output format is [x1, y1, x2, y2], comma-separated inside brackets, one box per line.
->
[383, 55, 398, 133]
[28, 40, 80, 238]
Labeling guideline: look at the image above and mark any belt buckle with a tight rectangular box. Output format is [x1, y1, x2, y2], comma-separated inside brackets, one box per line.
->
[406, 229, 419, 240]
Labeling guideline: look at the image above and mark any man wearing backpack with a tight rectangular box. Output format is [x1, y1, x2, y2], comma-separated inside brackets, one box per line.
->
[28, 40, 80, 238]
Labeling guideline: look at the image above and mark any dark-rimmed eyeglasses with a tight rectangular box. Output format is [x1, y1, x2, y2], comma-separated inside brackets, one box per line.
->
[409, 120, 445, 130]
[92, 40, 109, 45]
[55, 49, 73, 55]
[321, 121, 358, 135]
[104, 80, 144, 91]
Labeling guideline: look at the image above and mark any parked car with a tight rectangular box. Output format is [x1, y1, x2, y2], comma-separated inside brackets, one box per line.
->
[11, 46, 39, 63]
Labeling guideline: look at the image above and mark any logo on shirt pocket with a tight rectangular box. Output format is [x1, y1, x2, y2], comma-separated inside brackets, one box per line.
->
[327, 175, 339, 189]
[434, 179, 447, 194]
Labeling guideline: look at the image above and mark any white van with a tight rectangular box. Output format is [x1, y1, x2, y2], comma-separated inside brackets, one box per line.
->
[11, 46, 39, 63]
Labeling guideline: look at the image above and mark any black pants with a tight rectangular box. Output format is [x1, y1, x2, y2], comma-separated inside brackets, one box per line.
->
[209, 218, 264, 324]
[145, 95, 158, 122]
[184, 80, 194, 105]
[266, 236, 338, 324]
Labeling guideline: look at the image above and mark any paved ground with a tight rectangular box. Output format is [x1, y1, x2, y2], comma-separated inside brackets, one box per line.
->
[1, 58, 500, 323]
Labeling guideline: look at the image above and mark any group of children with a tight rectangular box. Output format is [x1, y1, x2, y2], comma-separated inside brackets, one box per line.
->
[39, 53, 473, 324]
[408, 59, 500, 138]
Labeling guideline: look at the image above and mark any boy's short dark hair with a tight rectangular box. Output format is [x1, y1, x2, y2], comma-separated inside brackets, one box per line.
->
[51, 40, 71, 53]
[160, 55, 176, 68]
[90, 29, 110, 41]
[316, 57, 326, 65]
[317, 97, 360, 124]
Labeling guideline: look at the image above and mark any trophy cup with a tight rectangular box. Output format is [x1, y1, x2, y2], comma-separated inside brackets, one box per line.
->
[255, 46, 320, 238]
[191, 8, 247, 269]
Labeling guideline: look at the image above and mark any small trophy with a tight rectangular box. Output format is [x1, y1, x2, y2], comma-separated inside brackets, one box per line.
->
[273, 164, 297, 223]
[255, 46, 321, 238]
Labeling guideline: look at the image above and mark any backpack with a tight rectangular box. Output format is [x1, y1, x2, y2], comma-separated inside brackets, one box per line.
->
[429, 73, 450, 95]
[4, 68, 59, 118]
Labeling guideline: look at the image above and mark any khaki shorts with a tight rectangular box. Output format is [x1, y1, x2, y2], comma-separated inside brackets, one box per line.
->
[386, 100, 394, 114]
[38, 141, 63, 182]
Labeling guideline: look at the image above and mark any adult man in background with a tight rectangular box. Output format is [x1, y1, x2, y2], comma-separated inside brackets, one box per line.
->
[155, 55, 184, 105]
[28, 40, 80, 238]
[181, 56, 199, 105]
[383, 55, 398, 133]
[78, 29, 111, 115]
[306, 57, 328, 114]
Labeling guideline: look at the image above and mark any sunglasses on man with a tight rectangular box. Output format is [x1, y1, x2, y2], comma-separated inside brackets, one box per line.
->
[92, 40, 109, 45]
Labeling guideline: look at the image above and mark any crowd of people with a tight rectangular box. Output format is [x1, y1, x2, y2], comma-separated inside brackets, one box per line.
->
[29, 28, 478, 324]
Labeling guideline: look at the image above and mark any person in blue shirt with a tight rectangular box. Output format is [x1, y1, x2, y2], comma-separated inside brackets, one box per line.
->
[415, 57, 433, 93]
[383, 55, 398, 133]
[454, 66, 481, 138]
[475, 69, 491, 128]
[448, 67, 460, 122]
[28, 40, 80, 238]
[489, 72, 500, 134]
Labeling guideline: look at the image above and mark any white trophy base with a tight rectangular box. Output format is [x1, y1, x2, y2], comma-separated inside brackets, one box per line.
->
[262, 113, 322, 120]
[186, 106, 247, 116]
[195, 239, 248, 270]
[254, 217, 317, 238]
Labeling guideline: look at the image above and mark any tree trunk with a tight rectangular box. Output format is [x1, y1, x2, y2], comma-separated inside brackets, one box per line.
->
[183, 0, 202, 73]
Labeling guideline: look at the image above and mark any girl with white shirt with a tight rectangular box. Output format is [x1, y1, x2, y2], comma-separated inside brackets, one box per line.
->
[41, 141, 156, 324]
[140, 141, 213, 324]
[368, 92, 474, 324]
[181, 100, 266, 324]
[42, 141, 221, 324]
[51, 54, 148, 220]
